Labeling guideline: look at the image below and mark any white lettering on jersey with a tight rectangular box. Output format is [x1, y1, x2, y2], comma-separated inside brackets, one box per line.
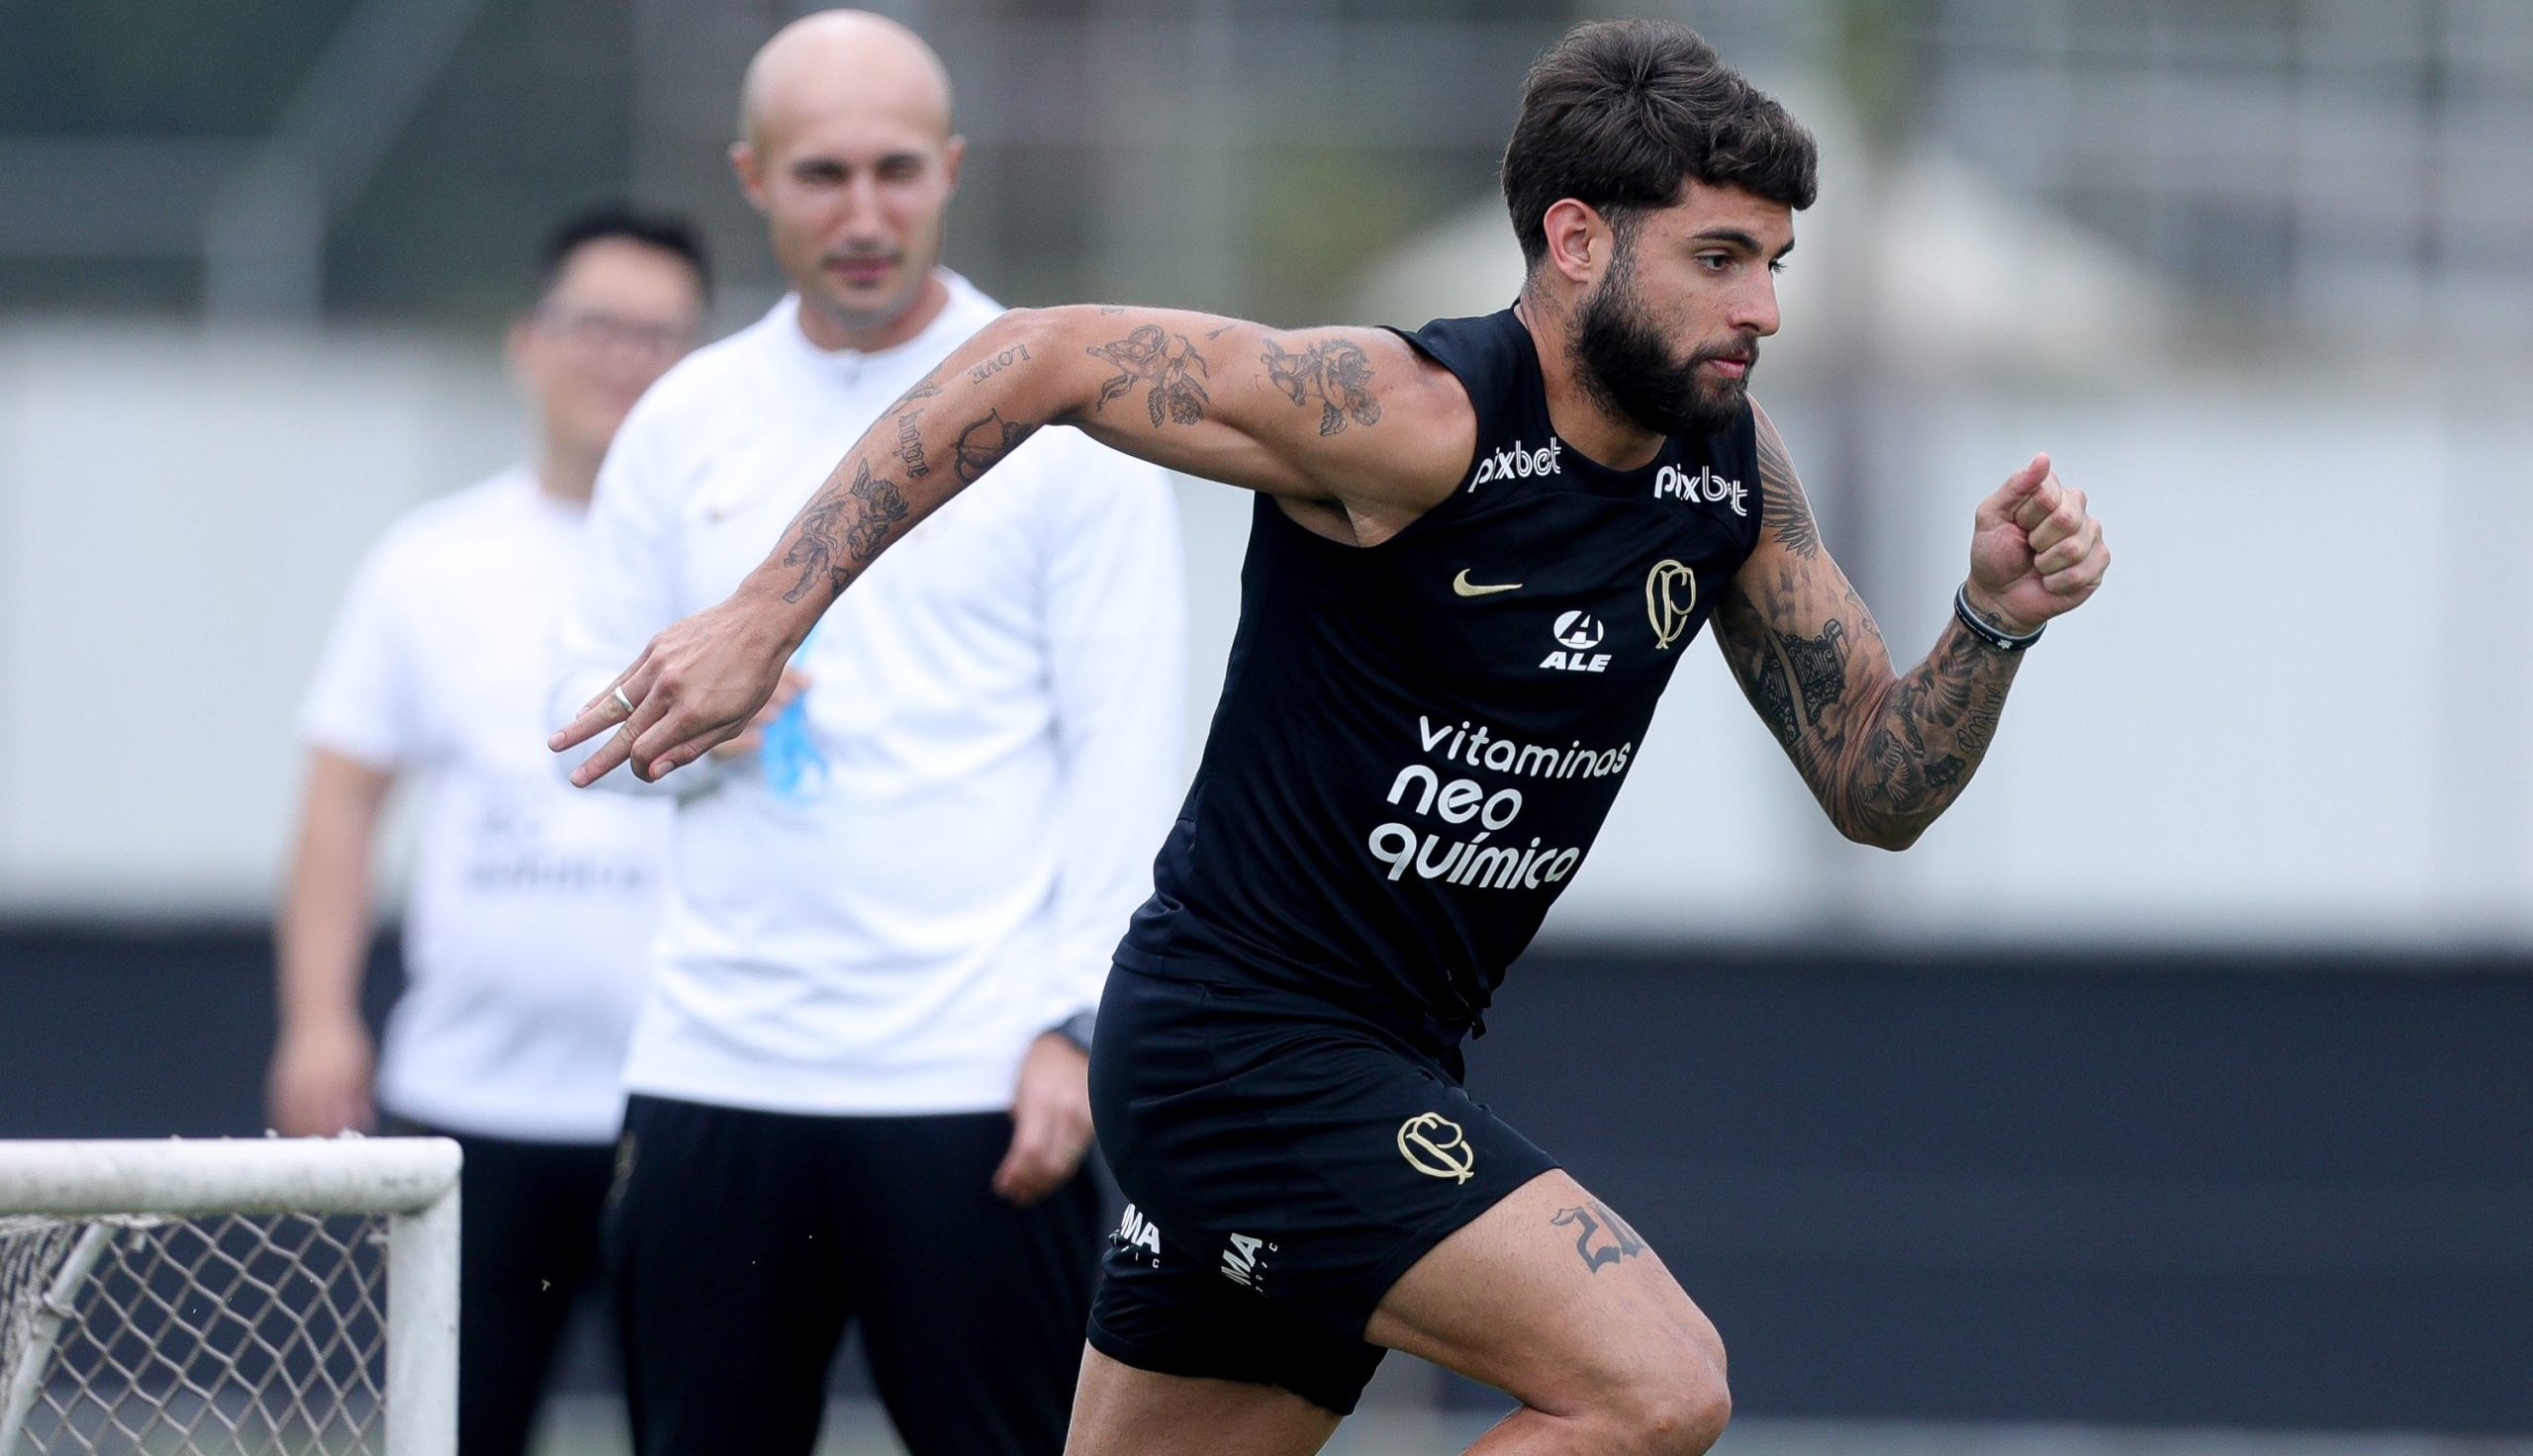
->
[1468, 438, 1563, 491]
[1653, 464, 1747, 515]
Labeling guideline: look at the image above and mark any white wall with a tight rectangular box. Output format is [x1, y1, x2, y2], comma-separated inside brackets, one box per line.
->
[1679, 375, 2531, 951]
[0, 321, 519, 913]
[2, 321, 2524, 949]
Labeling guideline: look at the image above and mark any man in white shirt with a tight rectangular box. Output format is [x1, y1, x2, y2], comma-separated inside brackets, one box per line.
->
[553, 13, 1183, 1455]
[272, 206, 709, 1456]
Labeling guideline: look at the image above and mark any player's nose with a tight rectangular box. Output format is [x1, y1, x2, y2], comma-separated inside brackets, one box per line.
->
[1734, 275, 1781, 338]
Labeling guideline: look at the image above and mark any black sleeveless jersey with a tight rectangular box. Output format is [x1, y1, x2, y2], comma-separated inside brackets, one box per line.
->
[1114, 308, 1765, 1039]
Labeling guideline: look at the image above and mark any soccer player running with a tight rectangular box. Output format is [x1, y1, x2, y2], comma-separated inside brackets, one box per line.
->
[557, 19, 2110, 1456]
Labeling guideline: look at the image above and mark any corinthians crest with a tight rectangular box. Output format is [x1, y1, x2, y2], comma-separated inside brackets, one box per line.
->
[1645, 560, 1697, 650]
[1397, 1112, 1475, 1184]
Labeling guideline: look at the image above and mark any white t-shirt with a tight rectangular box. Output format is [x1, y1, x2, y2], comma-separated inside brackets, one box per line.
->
[556, 275, 1185, 1116]
[303, 468, 672, 1143]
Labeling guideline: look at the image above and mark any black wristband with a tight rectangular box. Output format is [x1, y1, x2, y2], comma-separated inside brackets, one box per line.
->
[1954, 584, 2044, 652]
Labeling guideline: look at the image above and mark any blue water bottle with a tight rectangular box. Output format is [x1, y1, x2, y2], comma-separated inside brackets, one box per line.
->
[758, 634, 828, 802]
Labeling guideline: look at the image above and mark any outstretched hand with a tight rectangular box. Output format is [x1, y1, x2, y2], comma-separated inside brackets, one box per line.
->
[1964, 452, 2110, 635]
[551, 592, 799, 783]
[706, 667, 813, 764]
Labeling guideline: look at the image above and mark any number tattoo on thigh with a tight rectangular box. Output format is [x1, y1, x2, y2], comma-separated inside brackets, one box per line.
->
[1550, 1201, 1647, 1273]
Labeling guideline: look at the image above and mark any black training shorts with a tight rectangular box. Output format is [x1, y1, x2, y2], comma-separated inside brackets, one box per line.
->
[1086, 961, 1558, 1416]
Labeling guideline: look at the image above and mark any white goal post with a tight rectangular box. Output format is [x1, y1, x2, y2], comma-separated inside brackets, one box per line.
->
[0, 1138, 459, 1456]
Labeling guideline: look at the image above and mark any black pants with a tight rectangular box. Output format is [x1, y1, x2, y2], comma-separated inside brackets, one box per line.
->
[607, 1094, 1102, 1456]
[405, 1124, 619, 1456]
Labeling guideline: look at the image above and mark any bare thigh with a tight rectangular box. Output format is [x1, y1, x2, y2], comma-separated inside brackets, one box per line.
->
[1366, 1170, 1728, 1448]
[1064, 1343, 1342, 1456]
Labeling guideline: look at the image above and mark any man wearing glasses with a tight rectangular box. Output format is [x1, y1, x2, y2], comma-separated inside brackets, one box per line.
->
[269, 204, 708, 1456]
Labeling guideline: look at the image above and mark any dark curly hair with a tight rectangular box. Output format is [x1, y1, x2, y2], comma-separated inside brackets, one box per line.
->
[1501, 19, 1819, 270]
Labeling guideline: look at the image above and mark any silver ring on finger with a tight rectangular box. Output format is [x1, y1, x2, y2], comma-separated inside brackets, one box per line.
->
[610, 685, 636, 719]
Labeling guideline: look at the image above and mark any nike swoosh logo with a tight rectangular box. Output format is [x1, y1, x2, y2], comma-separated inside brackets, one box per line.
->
[1452, 570, 1522, 597]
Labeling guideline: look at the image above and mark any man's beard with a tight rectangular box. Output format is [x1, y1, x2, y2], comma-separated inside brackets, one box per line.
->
[1571, 258, 1755, 439]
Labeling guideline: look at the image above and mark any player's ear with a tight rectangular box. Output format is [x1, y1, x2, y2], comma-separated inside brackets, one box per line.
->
[729, 140, 770, 214]
[1540, 199, 1608, 288]
[940, 135, 967, 196]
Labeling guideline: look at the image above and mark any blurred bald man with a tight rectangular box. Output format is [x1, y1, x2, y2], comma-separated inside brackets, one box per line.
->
[552, 12, 1183, 1455]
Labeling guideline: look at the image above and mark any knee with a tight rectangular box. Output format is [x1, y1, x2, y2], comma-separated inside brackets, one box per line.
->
[1650, 1378, 1732, 1455]
[1612, 1349, 1731, 1456]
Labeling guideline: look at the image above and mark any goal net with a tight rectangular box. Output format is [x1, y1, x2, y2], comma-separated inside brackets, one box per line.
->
[0, 1139, 457, 1456]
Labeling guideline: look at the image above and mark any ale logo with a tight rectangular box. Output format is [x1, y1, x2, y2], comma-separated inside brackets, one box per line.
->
[1397, 1112, 1476, 1184]
[1552, 612, 1605, 651]
[1542, 612, 1611, 674]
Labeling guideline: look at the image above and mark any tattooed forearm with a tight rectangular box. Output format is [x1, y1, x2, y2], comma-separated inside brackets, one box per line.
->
[1719, 404, 2019, 846]
[1778, 618, 1848, 728]
[779, 457, 911, 604]
[1719, 586, 2017, 847]
[844, 463, 909, 558]
[1085, 324, 1211, 427]
[780, 493, 849, 604]
[1840, 627, 2011, 834]
[886, 371, 950, 480]
[968, 341, 1033, 385]
[744, 318, 1067, 614]
[883, 373, 942, 416]
[893, 408, 932, 480]
[1262, 336, 1382, 436]
[952, 409, 1037, 485]
[1550, 1203, 1647, 1273]
[1719, 587, 1798, 746]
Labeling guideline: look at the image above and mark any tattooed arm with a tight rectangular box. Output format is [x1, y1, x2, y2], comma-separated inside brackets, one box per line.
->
[741, 307, 1468, 608]
[552, 305, 1475, 781]
[1710, 403, 2108, 849]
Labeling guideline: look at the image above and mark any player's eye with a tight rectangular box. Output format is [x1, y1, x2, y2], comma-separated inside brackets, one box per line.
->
[1694, 253, 1732, 273]
[1768, 259, 1789, 275]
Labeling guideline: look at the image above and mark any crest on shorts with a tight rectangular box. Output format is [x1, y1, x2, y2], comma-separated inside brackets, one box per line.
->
[1397, 1112, 1475, 1184]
